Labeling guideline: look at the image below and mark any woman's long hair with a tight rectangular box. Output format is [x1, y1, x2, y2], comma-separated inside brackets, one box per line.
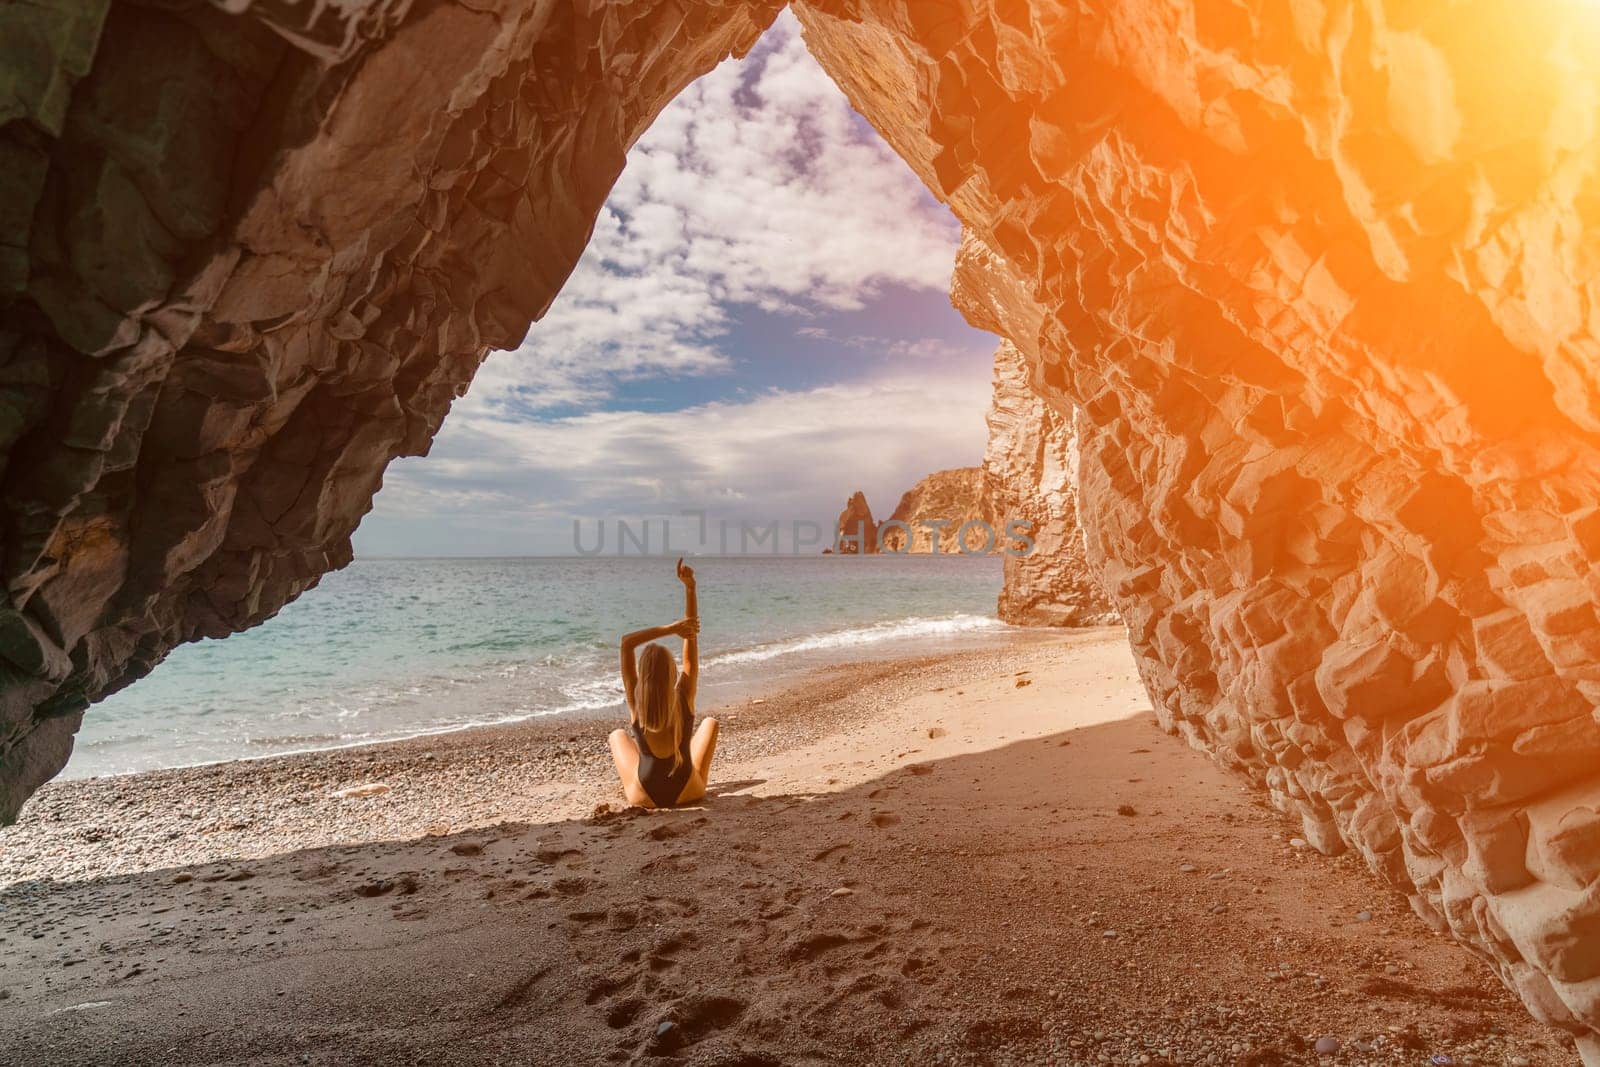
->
[635, 642, 683, 772]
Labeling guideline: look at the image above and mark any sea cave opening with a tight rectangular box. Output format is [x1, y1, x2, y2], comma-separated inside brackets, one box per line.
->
[47, 10, 1073, 790]
[6, 1, 1600, 1059]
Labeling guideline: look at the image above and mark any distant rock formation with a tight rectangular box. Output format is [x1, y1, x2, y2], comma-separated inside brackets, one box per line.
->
[828, 344, 1118, 632]
[879, 468, 995, 554]
[833, 469, 994, 556]
[980, 341, 1120, 628]
[834, 491, 878, 554]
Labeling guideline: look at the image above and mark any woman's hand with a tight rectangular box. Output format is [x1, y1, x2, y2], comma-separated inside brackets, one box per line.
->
[668, 617, 700, 639]
[676, 557, 695, 587]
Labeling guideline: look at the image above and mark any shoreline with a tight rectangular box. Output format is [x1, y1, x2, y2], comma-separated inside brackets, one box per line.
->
[65, 553, 1014, 786]
[0, 627, 1574, 1065]
[0, 627, 1087, 888]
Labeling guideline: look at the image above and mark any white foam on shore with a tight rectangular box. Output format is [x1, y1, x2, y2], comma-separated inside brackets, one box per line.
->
[705, 613, 1006, 667]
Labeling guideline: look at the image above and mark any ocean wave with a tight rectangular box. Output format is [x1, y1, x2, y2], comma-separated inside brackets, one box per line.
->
[245, 732, 342, 747]
[704, 614, 1005, 668]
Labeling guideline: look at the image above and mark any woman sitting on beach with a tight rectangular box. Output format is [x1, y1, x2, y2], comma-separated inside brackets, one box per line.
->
[607, 559, 720, 808]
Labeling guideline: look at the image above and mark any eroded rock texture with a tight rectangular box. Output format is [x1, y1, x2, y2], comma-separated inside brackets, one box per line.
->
[11, 0, 1600, 1052]
[952, 229, 1119, 626]
[981, 341, 1118, 627]
[793, 0, 1600, 1054]
[0, 0, 782, 822]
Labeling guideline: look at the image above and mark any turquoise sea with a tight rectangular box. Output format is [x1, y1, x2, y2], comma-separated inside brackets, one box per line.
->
[69, 555, 1022, 778]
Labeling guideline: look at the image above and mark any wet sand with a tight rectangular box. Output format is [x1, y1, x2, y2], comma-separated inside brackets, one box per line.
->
[0, 629, 1575, 1065]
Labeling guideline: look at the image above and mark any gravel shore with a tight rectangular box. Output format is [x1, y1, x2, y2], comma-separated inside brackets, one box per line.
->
[0, 628, 1576, 1065]
[0, 630, 1071, 888]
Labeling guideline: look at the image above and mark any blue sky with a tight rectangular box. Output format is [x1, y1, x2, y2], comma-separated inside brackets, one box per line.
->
[353, 12, 999, 557]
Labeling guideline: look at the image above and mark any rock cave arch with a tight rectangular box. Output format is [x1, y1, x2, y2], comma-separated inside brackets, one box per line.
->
[7, 0, 1600, 1053]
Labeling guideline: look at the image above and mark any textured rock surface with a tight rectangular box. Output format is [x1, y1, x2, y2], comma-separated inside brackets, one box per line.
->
[981, 341, 1118, 627]
[11, 0, 1600, 1052]
[793, 0, 1600, 1054]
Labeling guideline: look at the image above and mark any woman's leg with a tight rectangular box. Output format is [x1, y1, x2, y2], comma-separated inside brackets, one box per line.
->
[690, 717, 719, 782]
[607, 728, 653, 808]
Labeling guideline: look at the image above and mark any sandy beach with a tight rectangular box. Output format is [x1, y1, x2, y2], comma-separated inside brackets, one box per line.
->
[0, 629, 1574, 1065]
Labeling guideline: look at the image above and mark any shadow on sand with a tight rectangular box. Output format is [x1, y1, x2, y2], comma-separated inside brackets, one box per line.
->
[0, 713, 1563, 1066]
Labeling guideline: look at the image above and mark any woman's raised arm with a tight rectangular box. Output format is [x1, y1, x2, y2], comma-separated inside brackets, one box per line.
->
[677, 559, 699, 705]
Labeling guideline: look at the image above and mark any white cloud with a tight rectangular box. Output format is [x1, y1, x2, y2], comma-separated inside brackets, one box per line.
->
[467, 9, 960, 415]
[356, 11, 996, 557]
[364, 363, 993, 555]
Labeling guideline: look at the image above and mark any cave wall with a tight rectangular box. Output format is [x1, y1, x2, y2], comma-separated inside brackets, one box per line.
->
[792, 0, 1600, 1054]
[956, 229, 1119, 626]
[0, 0, 783, 821]
[9, 0, 1600, 1052]
[980, 339, 1118, 627]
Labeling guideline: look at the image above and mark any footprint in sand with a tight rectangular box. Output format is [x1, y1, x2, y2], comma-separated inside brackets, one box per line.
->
[535, 845, 581, 863]
[584, 968, 639, 1006]
[353, 875, 418, 898]
[647, 931, 695, 971]
[638, 853, 694, 875]
[646, 994, 748, 1055]
[782, 930, 857, 962]
[604, 996, 644, 1028]
[644, 817, 707, 842]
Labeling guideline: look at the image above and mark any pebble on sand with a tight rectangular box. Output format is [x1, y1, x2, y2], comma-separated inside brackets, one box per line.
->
[333, 783, 392, 799]
[1314, 1035, 1340, 1055]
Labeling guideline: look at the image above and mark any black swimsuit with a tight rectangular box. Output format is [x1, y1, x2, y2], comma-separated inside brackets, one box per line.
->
[632, 692, 694, 807]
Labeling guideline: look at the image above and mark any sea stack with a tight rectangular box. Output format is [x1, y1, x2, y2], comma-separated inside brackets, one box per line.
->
[835, 491, 877, 554]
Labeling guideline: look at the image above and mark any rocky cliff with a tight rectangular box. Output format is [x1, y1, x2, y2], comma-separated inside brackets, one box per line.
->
[880, 466, 992, 554]
[833, 490, 878, 553]
[981, 341, 1119, 627]
[10, 0, 1600, 1052]
[843, 467, 995, 555]
[795, 1, 1600, 1053]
